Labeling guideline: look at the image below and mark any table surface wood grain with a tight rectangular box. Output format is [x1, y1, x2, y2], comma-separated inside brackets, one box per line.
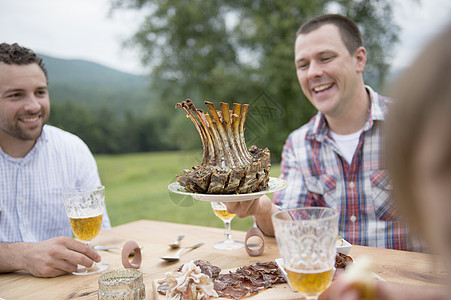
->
[0, 220, 446, 299]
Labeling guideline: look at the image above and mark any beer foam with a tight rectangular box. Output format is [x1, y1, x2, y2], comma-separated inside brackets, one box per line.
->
[284, 266, 333, 274]
[68, 210, 102, 219]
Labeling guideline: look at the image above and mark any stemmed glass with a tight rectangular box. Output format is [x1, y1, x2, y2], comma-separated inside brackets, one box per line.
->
[210, 202, 244, 250]
[272, 207, 338, 300]
[63, 185, 110, 275]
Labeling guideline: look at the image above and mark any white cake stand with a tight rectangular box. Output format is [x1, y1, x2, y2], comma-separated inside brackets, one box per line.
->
[168, 177, 288, 202]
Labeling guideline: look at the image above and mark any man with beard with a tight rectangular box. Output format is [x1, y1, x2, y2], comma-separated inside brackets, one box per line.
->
[226, 14, 422, 251]
[0, 43, 111, 277]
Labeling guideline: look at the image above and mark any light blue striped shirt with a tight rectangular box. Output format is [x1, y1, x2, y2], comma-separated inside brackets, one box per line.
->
[0, 125, 111, 243]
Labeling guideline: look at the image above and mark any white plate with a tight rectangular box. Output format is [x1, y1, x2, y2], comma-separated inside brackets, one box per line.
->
[337, 238, 352, 255]
[275, 258, 296, 292]
[168, 177, 288, 202]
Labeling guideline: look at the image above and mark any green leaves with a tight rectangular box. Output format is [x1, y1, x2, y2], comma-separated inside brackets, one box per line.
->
[110, 0, 399, 159]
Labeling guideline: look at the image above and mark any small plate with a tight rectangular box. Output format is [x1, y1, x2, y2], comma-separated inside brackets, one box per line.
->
[275, 258, 295, 292]
[168, 177, 288, 202]
[337, 238, 352, 255]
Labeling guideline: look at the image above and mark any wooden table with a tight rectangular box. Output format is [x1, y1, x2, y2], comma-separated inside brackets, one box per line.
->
[0, 220, 445, 299]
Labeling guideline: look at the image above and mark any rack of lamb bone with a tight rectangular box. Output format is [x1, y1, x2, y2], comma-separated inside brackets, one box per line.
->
[175, 99, 271, 194]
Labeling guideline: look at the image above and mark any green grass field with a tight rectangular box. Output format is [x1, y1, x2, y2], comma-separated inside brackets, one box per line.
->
[96, 151, 281, 232]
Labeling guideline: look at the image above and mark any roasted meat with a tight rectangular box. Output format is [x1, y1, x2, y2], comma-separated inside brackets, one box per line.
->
[175, 99, 271, 194]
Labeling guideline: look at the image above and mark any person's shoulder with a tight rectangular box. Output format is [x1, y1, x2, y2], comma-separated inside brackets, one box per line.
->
[368, 84, 392, 101]
[379, 94, 393, 107]
[44, 125, 82, 141]
[43, 125, 90, 150]
[286, 114, 318, 143]
[366, 85, 392, 118]
[377, 94, 392, 116]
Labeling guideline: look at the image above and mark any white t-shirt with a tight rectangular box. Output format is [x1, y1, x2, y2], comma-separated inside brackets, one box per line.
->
[329, 129, 362, 165]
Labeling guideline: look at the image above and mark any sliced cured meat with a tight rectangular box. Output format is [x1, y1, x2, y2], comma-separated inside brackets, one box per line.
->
[335, 252, 354, 269]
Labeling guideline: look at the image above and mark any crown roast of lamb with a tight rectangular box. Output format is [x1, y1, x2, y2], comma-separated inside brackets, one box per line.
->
[175, 99, 271, 194]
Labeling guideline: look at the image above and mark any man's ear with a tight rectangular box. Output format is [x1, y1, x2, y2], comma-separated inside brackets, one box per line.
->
[354, 46, 367, 73]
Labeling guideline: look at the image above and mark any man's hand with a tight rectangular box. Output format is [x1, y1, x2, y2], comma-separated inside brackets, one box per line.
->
[224, 197, 266, 218]
[0, 236, 101, 277]
[224, 195, 279, 236]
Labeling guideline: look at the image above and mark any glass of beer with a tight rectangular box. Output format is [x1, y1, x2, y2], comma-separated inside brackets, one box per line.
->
[63, 185, 109, 275]
[210, 201, 244, 250]
[272, 207, 338, 300]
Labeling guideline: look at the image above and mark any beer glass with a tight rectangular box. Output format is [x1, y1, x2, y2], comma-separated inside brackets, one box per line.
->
[272, 207, 338, 300]
[63, 186, 109, 275]
[210, 202, 244, 250]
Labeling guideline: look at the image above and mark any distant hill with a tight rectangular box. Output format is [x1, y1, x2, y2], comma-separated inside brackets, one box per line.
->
[39, 54, 156, 116]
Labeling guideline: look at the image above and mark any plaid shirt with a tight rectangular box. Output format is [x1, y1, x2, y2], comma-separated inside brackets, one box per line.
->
[274, 86, 421, 251]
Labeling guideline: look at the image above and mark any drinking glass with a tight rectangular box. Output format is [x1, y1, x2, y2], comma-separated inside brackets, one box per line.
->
[98, 269, 145, 300]
[272, 207, 338, 300]
[63, 185, 110, 275]
[210, 202, 244, 250]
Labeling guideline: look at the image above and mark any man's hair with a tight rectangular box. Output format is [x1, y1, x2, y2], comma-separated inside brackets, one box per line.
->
[0, 43, 47, 79]
[297, 14, 363, 55]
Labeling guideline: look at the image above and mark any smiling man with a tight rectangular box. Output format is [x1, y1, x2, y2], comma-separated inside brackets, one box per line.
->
[225, 14, 421, 251]
[0, 43, 111, 277]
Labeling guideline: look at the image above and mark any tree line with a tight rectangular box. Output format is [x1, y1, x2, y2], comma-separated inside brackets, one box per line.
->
[49, 95, 292, 159]
[49, 0, 400, 162]
[110, 0, 399, 161]
[49, 102, 171, 154]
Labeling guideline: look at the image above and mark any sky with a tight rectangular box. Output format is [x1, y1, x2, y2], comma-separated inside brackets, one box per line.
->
[1, 0, 450, 75]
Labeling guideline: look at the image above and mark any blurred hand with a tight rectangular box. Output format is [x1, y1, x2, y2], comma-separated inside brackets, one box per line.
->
[320, 275, 405, 300]
[319, 276, 363, 300]
[224, 195, 279, 236]
[224, 197, 266, 218]
[19, 236, 101, 277]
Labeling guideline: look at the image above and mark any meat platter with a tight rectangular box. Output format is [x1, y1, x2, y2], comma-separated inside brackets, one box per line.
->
[152, 260, 299, 299]
[169, 100, 287, 200]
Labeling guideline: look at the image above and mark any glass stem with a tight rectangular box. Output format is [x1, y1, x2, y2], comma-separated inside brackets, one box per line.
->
[86, 240, 95, 269]
[223, 221, 232, 241]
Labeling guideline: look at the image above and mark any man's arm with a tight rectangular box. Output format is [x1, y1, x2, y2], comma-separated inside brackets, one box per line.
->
[0, 237, 101, 277]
